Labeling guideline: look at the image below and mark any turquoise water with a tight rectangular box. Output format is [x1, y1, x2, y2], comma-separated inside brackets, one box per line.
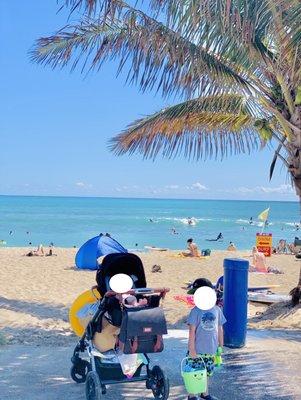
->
[0, 196, 299, 250]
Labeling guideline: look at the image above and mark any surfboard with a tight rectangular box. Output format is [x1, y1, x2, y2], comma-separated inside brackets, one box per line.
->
[247, 285, 281, 292]
[184, 282, 280, 291]
[69, 287, 101, 336]
[144, 246, 168, 252]
[248, 293, 290, 304]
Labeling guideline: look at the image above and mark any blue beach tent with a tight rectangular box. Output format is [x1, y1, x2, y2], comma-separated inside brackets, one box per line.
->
[75, 233, 127, 270]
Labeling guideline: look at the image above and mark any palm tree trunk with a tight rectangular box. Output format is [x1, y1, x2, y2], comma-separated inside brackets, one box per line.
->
[288, 112, 301, 197]
[290, 266, 301, 306]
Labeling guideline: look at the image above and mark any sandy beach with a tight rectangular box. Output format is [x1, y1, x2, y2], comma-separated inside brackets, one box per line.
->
[0, 247, 300, 346]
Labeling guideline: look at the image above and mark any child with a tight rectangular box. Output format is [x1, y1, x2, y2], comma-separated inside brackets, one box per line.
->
[187, 278, 226, 400]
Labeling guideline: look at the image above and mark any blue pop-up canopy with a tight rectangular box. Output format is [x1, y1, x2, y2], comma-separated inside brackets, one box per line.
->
[75, 233, 127, 270]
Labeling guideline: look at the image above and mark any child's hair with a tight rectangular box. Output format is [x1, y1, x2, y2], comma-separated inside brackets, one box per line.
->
[192, 278, 214, 290]
[187, 238, 193, 243]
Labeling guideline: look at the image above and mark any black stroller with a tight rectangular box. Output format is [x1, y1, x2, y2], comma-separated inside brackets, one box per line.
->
[70, 253, 170, 400]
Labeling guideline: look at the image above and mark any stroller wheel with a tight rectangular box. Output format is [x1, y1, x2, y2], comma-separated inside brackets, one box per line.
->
[150, 365, 169, 400]
[70, 360, 90, 383]
[85, 371, 102, 400]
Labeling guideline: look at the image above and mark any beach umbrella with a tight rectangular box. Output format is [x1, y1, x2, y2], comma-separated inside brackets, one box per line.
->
[75, 233, 127, 270]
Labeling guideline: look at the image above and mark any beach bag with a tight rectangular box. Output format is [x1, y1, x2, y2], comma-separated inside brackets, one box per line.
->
[118, 307, 167, 354]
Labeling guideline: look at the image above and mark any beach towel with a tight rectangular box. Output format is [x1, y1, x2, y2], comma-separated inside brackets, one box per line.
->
[170, 253, 210, 260]
[250, 267, 283, 275]
[174, 295, 195, 307]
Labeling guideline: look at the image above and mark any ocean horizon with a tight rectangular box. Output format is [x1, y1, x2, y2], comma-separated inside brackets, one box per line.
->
[0, 195, 299, 250]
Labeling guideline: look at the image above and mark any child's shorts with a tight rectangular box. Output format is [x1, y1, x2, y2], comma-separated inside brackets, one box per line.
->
[186, 353, 215, 376]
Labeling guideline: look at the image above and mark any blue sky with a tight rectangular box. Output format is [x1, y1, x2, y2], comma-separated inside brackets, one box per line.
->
[0, 1, 296, 201]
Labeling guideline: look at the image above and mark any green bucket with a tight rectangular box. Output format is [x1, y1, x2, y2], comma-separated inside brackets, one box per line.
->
[181, 357, 207, 395]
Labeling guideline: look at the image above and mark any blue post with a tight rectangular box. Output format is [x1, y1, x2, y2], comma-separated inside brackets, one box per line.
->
[223, 258, 249, 348]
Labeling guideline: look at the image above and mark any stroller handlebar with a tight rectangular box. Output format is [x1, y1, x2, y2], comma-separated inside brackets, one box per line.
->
[104, 287, 170, 297]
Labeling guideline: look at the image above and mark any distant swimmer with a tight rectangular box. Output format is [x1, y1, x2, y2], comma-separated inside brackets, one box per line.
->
[249, 217, 253, 225]
[171, 227, 179, 235]
[264, 220, 270, 227]
[206, 232, 223, 241]
[149, 218, 154, 223]
[187, 218, 193, 225]
[9, 230, 13, 235]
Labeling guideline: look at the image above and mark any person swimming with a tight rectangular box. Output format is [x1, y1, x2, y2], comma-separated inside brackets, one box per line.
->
[206, 232, 223, 241]
[249, 217, 253, 225]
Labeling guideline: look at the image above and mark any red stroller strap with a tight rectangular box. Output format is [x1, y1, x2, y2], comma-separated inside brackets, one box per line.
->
[154, 335, 163, 352]
[130, 337, 138, 353]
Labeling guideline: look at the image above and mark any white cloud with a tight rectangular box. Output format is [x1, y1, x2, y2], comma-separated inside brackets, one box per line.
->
[236, 186, 255, 194]
[259, 184, 294, 194]
[115, 185, 140, 192]
[165, 184, 180, 190]
[75, 182, 93, 188]
[234, 184, 294, 195]
[191, 182, 208, 191]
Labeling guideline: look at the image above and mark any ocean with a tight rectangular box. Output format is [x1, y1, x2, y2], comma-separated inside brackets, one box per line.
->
[0, 196, 299, 250]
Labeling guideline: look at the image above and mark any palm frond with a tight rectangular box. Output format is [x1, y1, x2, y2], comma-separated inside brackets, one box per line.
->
[150, 1, 301, 86]
[61, 0, 120, 15]
[32, 11, 252, 99]
[109, 95, 260, 160]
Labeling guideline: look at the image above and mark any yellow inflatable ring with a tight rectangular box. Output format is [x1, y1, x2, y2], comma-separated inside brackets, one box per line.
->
[69, 286, 101, 337]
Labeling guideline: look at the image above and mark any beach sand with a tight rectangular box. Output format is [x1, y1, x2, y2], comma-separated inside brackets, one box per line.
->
[0, 247, 300, 346]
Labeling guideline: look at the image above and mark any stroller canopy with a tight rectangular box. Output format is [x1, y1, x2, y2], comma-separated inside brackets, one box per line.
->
[96, 253, 147, 296]
[75, 233, 127, 270]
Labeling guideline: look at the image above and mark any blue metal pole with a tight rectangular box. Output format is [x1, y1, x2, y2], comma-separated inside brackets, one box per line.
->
[223, 258, 249, 348]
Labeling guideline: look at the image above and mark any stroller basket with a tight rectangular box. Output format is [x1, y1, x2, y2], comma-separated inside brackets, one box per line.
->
[95, 358, 143, 381]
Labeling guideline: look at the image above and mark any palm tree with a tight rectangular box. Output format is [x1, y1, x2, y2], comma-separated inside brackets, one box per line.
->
[32, 0, 301, 303]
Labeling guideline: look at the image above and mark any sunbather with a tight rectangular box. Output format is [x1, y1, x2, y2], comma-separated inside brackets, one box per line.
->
[249, 246, 268, 272]
[24, 244, 44, 257]
[182, 238, 200, 257]
[250, 247, 283, 274]
[227, 242, 237, 251]
[276, 239, 288, 254]
[288, 243, 297, 254]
